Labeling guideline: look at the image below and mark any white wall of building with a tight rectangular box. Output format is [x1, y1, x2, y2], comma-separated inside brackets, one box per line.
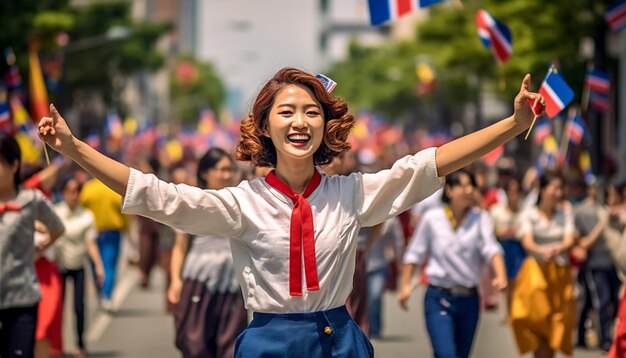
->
[195, 0, 322, 114]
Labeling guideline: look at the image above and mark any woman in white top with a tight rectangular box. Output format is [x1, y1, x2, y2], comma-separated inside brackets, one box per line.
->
[167, 147, 247, 358]
[510, 171, 576, 358]
[37, 67, 544, 357]
[398, 169, 507, 358]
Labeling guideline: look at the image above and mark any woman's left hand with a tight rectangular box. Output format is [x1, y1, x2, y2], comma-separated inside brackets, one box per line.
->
[513, 74, 545, 129]
[492, 275, 508, 291]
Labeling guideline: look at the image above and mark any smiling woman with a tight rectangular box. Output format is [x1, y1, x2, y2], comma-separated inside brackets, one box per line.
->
[236, 68, 353, 171]
[37, 66, 544, 358]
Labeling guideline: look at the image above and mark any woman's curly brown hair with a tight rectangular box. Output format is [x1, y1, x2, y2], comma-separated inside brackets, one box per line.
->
[235, 67, 354, 167]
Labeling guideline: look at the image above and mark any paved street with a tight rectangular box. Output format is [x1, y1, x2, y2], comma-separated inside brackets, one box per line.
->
[63, 265, 607, 357]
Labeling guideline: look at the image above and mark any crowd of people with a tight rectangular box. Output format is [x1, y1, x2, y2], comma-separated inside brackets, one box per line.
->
[1, 67, 626, 358]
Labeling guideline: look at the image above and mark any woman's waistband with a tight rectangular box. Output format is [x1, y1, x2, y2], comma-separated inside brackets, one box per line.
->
[252, 305, 349, 322]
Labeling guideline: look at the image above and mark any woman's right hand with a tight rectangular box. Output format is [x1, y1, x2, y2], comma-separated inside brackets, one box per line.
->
[38, 104, 76, 155]
[538, 246, 556, 262]
[167, 278, 183, 305]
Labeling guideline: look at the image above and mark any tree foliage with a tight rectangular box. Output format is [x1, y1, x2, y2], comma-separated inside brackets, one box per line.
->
[170, 55, 226, 124]
[327, 0, 614, 123]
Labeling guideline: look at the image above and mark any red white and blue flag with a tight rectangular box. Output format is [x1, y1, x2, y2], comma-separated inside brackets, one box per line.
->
[0, 102, 11, 134]
[533, 118, 552, 144]
[605, 0, 626, 32]
[565, 115, 586, 145]
[589, 92, 610, 114]
[585, 70, 610, 95]
[368, 0, 445, 26]
[539, 68, 574, 119]
[475, 9, 512, 63]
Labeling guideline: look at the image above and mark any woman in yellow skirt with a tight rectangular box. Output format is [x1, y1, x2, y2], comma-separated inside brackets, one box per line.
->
[510, 172, 576, 358]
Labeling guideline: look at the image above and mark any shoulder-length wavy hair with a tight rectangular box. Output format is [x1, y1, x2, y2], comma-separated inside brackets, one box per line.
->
[235, 67, 354, 167]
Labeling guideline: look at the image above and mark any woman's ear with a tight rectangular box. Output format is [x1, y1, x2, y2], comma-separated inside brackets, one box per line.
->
[10, 160, 18, 175]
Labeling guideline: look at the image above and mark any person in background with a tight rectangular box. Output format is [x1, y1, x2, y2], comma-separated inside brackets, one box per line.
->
[53, 176, 104, 357]
[79, 174, 129, 311]
[167, 148, 247, 358]
[399, 169, 507, 358]
[0, 133, 65, 358]
[510, 171, 576, 358]
[489, 176, 525, 316]
[607, 180, 626, 358]
[573, 180, 620, 351]
[366, 216, 404, 339]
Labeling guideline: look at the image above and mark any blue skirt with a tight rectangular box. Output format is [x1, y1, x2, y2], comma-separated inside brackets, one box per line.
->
[500, 239, 526, 280]
[234, 305, 373, 358]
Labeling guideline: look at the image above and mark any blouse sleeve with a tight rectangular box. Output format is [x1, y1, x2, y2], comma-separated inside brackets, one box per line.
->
[402, 212, 432, 266]
[518, 209, 533, 236]
[356, 147, 445, 227]
[122, 168, 243, 237]
[34, 190, 64, 234]
[478, 211, 503, 262]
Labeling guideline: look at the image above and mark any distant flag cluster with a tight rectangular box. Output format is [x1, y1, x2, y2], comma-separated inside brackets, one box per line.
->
[585, 70, 610, 114]
[475, 9, 512, 64]
[604, 0, 626, 32]
[539, 67, 574, 119]
[368, 0, 445, 26]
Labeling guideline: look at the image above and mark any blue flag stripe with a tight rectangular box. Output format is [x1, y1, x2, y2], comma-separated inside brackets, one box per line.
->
[368, 0, 392, 25]
[546, 73, 574, 105]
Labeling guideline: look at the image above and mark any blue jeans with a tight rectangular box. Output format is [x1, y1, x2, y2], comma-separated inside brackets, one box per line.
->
[424, 286, 480, 358]
[367, 267, 387, 337]
[97, 231, 121, 300]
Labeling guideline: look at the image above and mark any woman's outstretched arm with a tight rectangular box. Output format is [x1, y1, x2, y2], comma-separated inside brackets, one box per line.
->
[38, 104, 130, 195]
[436, 74, 544, 177]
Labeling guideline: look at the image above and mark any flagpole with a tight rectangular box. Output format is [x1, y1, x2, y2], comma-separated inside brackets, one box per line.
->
[581, 62, 592, 113]
[499, 66, 506, 90]
[524, 97, 540, 140]
[558, 111, 573, 166]
[43, 144, 50, 166]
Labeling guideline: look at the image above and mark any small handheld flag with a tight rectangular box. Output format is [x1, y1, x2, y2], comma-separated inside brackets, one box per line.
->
[315, 74, 337, 93]
[585, 70, 610, 94]
[475, 10, 512, 64]
[604, 0, 626, 32]
[539, 68, 574, 119]
[524, 97, 545, 140]
[368, 0, 445, 26]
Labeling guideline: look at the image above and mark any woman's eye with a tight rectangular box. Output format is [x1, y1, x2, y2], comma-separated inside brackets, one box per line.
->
[307, 111, 319, 116]
[279, 111, 292, 115]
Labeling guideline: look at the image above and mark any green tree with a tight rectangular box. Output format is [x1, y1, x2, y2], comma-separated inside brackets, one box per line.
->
[169, 55, 226, 124]
[0, 1, 170, 133]
[327, 0, 614, 123]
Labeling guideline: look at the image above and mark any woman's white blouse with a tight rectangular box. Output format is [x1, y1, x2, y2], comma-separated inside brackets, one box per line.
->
[122, 148, 443, 313]
[403, 207, 503, 288]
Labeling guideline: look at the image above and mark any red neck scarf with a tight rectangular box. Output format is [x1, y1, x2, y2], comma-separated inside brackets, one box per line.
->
[0, 202, 22, 215]
[265, 170, 322, 296]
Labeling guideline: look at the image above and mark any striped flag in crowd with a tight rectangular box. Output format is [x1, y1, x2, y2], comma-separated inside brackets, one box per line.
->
[533, 118, 552, 144]
[589, 92, 610, 114]
[475, 9, 512, 63]
[0, 102, 11, 134]
[605, 0, 626, 32]
[27, 43, 49, 123]
[585, 70, 610, 94]
[585, 70, 610, 114]
[564, 115, 587, 145]
[368, 0, 445, 26]
[539, 67, 574, 119]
